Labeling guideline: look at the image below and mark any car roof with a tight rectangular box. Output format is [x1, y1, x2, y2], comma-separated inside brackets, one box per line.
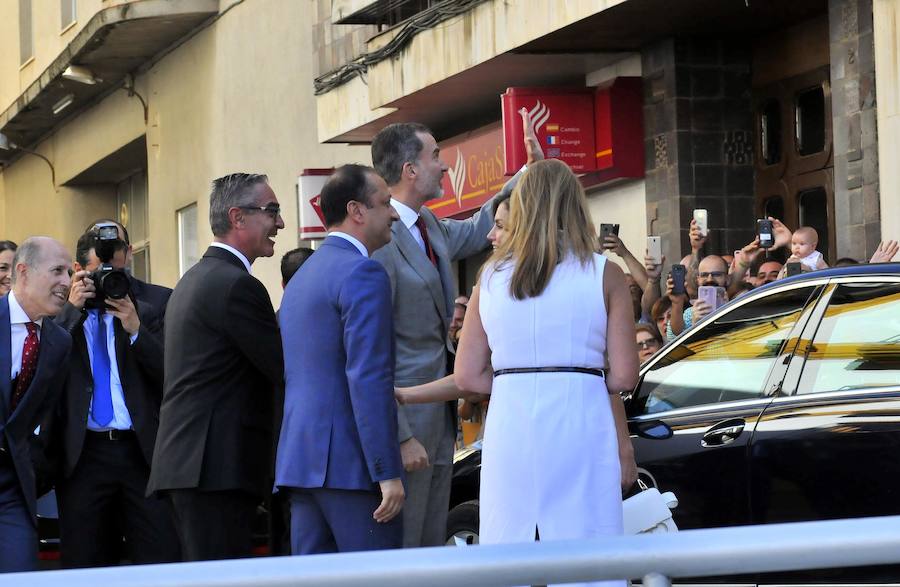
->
[754, 262, 900, 292]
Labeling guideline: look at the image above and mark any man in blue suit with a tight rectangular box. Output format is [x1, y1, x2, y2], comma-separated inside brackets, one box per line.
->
[276, 164, 404, 554]
[0, 237, 72, 572]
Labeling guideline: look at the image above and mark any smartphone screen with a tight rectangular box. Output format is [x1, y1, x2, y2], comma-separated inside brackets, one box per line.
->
[757, 219, 774, 248]
[647, 236, 662, 264]
[693, 209, 708, 237]
[786, 262, 802, 277]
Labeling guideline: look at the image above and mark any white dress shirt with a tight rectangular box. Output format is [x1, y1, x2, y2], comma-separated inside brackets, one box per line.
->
[7, 291, 42, 380]
[329, 232, 368, 257]
[210, 242, 252, 273]
[390, 198, 428, 254]
[84, 310, 136, 431]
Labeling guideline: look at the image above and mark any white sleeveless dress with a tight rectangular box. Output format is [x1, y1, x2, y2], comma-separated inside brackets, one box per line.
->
[479, 253, 624, 587]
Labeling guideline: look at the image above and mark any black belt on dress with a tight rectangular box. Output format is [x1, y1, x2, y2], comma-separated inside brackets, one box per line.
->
[492, 367, 606, 378]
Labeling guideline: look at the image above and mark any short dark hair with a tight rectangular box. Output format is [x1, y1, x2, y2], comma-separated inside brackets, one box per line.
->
[0, 240, 17, 254]
[320, 164, 377, 227]
[835, 257, 859, 266]
[86, 219, 129, 245]
[371, 122, 432, 186]
[75, 231, 127, 268]
[281, 247, 314, 284]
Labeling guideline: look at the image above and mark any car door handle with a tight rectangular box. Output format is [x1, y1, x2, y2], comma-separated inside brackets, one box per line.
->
[701, 420, 745, 447]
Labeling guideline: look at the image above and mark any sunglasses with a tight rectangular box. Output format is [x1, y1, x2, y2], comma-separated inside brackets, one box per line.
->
[637, 339, 660, 350]
[698, 271, 726, 279]
[238, 204, 281, 217]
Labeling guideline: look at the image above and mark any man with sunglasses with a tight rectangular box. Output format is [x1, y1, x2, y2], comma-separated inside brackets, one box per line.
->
[148, 173, 285, 561]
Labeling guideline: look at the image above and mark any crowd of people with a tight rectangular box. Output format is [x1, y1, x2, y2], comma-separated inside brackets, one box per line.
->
[1, 105, 896, 587]
[0, 108, 635, 587]
[613, 212, 900, 367]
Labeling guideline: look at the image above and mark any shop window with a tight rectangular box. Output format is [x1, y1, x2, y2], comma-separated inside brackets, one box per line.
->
[763, 196, 785, 222]
[178, 204, 200, 277]
[795, 86, 825, 156]
[798, 187, 829, 260]
[19, 0, 33, 65]
[760, 99, 781, 166]
[61, 0, 76, 29]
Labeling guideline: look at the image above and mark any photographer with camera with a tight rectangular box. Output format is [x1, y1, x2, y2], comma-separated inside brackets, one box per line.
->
[39, 227, 179, 567]
[83, 219, 171, 340]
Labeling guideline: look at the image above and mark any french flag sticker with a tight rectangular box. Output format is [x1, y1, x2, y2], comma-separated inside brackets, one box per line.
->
[547, 136, 559, 145]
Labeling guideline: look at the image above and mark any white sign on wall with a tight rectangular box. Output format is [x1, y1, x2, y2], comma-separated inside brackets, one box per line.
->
[297, 169, 333, 240]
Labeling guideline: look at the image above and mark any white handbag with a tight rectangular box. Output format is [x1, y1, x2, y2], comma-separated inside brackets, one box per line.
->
[622, 480, 679, 535]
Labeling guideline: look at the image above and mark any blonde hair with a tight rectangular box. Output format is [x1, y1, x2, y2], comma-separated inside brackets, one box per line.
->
[794, 226, 819, 243]
[488, 159, 596, 299]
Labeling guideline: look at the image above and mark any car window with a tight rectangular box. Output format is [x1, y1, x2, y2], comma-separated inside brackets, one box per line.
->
[635, 287, 816, 415]
[798, 282, 900, 394]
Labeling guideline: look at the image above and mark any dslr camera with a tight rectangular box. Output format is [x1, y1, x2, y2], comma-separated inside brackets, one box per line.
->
[84, 222, 131, 310]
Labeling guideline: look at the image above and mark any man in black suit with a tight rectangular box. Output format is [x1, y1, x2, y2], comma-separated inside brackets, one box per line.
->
[84, 219, 171, 339]
[147, 173, 285, 561]
[0, 237, 72, 573]
[44, 231, 179, 567]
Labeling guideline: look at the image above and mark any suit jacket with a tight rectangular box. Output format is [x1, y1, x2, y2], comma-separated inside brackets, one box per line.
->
[275, 236, 401, 491]
[47, 301, 164, 478]
[0, 296, 72, 521]
[371, 173, 519, 465]
[128, 275, 172, 340]
[147, 246, 283, 498]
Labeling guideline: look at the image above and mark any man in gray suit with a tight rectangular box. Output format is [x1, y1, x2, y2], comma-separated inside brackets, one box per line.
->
[370, 121, 541, 547]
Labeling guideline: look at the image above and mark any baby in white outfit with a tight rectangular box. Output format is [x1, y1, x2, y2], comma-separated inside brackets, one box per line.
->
[789, 226, 829, 272]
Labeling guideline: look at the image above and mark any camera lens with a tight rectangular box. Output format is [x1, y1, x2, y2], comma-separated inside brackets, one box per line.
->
[100, 270, 130, 299]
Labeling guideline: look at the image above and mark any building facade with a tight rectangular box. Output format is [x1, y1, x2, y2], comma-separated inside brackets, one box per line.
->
[0, 0, 369, 303]
[315, 0, 900, 296]
[3, 0, 900, 303]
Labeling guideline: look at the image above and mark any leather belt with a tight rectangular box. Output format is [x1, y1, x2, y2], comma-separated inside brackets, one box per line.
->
[493, 367, 606, 378]
[86, 429, 135, 441]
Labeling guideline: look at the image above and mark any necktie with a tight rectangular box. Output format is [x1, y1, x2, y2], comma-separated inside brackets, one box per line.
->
[414, 215, 437, 266]
[91, 310, 113, 426]
[10, 322, 39, 412]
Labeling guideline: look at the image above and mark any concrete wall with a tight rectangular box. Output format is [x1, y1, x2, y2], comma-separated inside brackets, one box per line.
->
[0, 0, 370, 307]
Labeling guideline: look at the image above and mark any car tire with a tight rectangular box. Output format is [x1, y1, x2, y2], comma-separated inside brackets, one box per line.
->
[446, 500, 480, 546]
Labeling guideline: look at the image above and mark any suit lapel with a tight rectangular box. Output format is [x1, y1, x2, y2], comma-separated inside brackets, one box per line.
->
[392, 221, 445, 318]
[8, 320, 59, 421]
[0, 297, 10, 422]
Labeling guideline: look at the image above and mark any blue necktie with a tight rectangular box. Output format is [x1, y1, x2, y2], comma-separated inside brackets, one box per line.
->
[91, 310, 113, 426]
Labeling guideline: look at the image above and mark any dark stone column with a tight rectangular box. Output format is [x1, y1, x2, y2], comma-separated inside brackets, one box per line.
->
[642, 37, 756, 268]
[829, 0, 879, 261]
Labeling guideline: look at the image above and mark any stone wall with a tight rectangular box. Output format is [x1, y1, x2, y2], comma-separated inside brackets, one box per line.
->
[829, 0, 880, 260]
[641, 37, 756, 267]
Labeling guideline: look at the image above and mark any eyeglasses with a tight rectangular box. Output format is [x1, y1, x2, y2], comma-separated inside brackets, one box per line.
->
[238, 204, 281, 217]
[637, 339, 660, 350]
[698, 271, 726, 279]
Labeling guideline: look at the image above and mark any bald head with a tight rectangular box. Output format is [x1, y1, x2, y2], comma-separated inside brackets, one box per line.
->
[12, 236, 72, 320]
[698, 255, 728, 287]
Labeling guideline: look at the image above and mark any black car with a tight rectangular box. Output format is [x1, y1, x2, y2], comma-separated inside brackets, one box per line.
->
[447, 264, 900, 583]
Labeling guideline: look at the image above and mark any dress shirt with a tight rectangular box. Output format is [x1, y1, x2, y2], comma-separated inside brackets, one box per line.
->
[391, 198, 428, 254]
[210, 242, 252, 273]
[84, 310, 136, 431]
[8, 291, 42, 380]
[329, 232, 368, 257]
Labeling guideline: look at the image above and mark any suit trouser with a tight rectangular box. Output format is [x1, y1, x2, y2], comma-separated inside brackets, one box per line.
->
[402, 462, 452, 547]
[168, 488, 258, 561]
[56, 432, 180, 567]
[0, 460, 36, 573]
[288, 488, 402, 554]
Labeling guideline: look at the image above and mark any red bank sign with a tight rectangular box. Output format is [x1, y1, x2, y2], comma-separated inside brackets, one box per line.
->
[501, 78, 645, 181]
[426, 123, 506, 219]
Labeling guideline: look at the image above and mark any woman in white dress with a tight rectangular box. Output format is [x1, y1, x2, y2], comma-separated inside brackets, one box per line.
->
[470, 158, 638, 586]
